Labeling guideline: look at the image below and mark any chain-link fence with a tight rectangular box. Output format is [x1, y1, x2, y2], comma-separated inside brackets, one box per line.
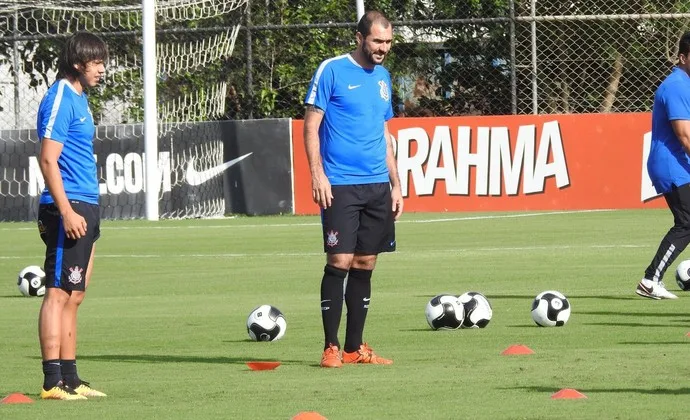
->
[1, 0, 690, 129]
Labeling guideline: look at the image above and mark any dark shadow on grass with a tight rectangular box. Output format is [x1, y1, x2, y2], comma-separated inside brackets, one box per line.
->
[583, 322, 679, 328]
[503, 385, 690, 395]
[414, 294, 638, 301]
[579, 311, 689, 318]
[399, 328, 442, 332]
[222, 339, 268, 343]
[489, 294, 637, 301]
[65, 354, 305, 365]
[505, 324, 541, 328]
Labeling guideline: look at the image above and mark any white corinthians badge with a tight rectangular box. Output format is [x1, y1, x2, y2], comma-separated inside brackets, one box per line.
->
[378, 80, 389, 101]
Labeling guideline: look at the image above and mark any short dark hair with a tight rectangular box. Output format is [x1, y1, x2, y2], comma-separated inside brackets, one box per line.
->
[679, 31, 690, 56]
[356, 10, 391, 39]
[58, 32, 108, 79]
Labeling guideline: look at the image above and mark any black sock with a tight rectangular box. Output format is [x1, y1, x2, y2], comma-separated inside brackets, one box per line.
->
[60, 359, 80, 389]
[344, 268, 372, 353]
[321, 264, 347, 350]
[42, 359, 62, 390]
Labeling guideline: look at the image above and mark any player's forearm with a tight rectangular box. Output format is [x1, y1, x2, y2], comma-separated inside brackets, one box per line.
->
[384, 129, 401, 189]
[304, 129, 324, 177]
[304, 106, 326, 177]
[387, 156, 401, 189]
[39, 159, 72, 215]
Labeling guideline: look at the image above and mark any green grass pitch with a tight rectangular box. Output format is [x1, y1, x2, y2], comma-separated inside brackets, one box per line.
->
[1, 209, 689, 419]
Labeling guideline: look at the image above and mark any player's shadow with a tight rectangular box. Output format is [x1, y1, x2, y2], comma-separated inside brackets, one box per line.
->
[399, 328, 448, 332]
[489, 294, 637, 301]
[579, 310, 688, 318]
[74, 354, 304, 365]
[503, 385, 690, 395]
[583, 321, 680, 328]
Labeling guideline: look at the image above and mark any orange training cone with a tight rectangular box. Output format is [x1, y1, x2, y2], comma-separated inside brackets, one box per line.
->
[246, 361, 281, 371]
[1, 393, 34, 404]
[501, 344, 534, 355]
[292, 412, 328, 420]
[551, 388, 587, 399]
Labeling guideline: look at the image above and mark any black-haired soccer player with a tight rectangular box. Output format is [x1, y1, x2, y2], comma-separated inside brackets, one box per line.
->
[36, 31, 109, 399]
[637, 31, 690, 300]
[303, 10, 404, 368]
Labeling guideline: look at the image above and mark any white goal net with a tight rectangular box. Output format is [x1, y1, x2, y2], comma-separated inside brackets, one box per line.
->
[0, 0, 248, 221]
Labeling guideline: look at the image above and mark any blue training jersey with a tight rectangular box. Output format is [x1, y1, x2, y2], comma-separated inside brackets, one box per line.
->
[36, 79, 99, 204]
[647, 67, 690, 193]
[305, 53, 394, 185]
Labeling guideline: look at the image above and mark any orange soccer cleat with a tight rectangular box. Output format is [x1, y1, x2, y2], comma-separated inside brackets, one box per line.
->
[320, 344, 343, 368]
[342, 343, 393, 365]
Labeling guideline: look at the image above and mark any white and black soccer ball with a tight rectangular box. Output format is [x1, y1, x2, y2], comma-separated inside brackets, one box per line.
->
[458, 292, 493, 328]
[676, 260, 690, 291]
[531, 290, 570, 327]
[425, 294, 464, 330]
[246, 304, 287, 342]
[17, 265, 46, 297]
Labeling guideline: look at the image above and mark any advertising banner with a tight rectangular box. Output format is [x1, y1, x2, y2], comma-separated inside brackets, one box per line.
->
[291, 113, 665, 214]
[0, 119, 293, 221]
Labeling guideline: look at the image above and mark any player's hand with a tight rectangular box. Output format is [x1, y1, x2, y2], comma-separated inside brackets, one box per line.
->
[311, 172, 333, 209]
[391, 186, 404, 221]
[62, 209, 87, 240]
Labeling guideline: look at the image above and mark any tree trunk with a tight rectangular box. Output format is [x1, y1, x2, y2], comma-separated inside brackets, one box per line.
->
[600, 52, 625, 113]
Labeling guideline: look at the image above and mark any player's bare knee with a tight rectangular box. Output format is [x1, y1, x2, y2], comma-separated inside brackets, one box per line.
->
[44, 288, 69, 306]
[68, 291, 86, 306]
[352, 255, 377, 270]
[327, 253, 354, 270]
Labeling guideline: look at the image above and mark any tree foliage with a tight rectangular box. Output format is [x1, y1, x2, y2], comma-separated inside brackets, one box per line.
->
[2, 0, 686, 122]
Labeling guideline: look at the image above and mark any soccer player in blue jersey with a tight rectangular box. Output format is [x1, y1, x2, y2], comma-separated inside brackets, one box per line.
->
[36, 32, 108, 400]
[637, 31, 690, 300]
[304, 10, 404, 368]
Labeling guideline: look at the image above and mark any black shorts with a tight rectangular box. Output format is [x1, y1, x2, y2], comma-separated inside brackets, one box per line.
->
[321, 183, 396, 255]
[38, 201, 100, 292]
[664, 183, 690, 227]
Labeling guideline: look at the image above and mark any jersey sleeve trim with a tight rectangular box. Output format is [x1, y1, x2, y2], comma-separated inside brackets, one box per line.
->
[43, 80, 68, 142]
[305, 54, 348, 105]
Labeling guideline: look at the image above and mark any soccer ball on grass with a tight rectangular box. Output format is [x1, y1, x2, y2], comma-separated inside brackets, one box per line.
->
[531, 290, 570, 327]
[458, 292, 493, 328]
[246, 304, 287, 341]
[17, 265, 46, 297]
[425, 294, 464, 330]
[675, 259, 690, 291]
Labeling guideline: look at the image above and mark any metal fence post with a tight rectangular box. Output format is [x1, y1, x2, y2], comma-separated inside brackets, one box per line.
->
[530, 0, 538, 115]
[509, 0, 517, 115]
[13, 9, 20, 129]
[245, 0, 254, 119]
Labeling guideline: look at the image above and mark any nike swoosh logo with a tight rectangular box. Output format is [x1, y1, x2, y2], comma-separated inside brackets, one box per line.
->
[638, 283, 654, 295]
[363, 298, 370, 302]
[79, 117, 87, 122]
[348, 84, 361, 90]
[185, 152, 252, 186]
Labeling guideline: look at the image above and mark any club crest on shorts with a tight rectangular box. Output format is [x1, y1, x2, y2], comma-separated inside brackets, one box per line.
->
[37, 220, 46, 234]
[68, 266, 84, 284]
[378, 80, 389, 101]
[325, 230, 339, 247]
